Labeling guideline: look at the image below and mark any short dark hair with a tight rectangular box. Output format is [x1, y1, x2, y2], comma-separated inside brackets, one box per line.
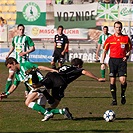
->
[5, 57, 18, 66]
[17, 24, 25, 30]
[57, 25, 64, 30]
[103, 26, 108, 30]
[114, 21, 122, 28]
[71, 58, 83, 67]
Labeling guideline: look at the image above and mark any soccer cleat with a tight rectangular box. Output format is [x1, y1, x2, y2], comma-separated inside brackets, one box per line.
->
[41, 113, 53, 121]
[111, 100, 117, 106]
[121, 96, 126, 105]
[64, 107, 73, 120]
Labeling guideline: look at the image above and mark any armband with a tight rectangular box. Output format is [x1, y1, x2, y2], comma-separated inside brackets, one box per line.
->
[5, 91, 10, 96]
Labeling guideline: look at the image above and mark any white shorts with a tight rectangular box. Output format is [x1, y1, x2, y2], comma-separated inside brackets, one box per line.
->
[100, 54, 109, 64]
[28, 89, 50, 106]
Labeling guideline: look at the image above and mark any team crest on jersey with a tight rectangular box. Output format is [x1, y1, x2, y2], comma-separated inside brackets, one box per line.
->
[121, 44, 125, 48]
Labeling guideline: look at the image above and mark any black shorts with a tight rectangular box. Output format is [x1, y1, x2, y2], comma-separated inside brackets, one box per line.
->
[109, 58, 127, 77]
[42, 72, 67, 101]
[52, 53, 65, 63]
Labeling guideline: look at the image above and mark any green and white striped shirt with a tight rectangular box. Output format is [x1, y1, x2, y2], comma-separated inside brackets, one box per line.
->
[98, 33, 111, 54]
[12, 35, 34, 63]
[13, 62, 43, 86]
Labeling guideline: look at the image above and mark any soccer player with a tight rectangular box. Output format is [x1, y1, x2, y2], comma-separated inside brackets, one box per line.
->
[101, 21, 132, 105]
[0, 57, 73, 121]
[96, 26, 111, 79]
[4, 24, 35, 97]
[51, 25, 69, 69]
[32, 58, 105, 111]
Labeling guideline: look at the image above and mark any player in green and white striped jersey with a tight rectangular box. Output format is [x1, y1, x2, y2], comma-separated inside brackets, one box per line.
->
[4, 24, 35, 96]
[1, 57, 73, 121]
[96, 26, 111, 79]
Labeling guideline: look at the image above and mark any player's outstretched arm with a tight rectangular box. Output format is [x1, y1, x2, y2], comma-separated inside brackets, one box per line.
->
[0, 84, 17, 100]
[38, 66, 58, 72]
[82, 70, 105, 82]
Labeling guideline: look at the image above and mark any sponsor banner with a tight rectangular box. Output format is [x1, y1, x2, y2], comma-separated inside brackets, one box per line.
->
[119, 4, 133, 21]
[97, 3, 118, 20]
[0, 25, 7, 42]
[0, 48, 53, 62]
[29, 49, 53, 62]
[16, 0, 46, 26]
[1, 48, 132, 62]
[25, 25, 88, 39]
[54, 3, 98, 28]
[69, 49, 96, 63]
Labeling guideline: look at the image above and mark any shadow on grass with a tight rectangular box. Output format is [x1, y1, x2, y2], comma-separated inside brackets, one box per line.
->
[13, 129, 123, 133]
[52, 116, 133, 122]
[0, 99, 23, 102]
[65, 96, 111, 99]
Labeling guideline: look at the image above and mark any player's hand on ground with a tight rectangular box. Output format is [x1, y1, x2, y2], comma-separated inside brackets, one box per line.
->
[98, 78, 106, 82]
[0, 92, 7, 100]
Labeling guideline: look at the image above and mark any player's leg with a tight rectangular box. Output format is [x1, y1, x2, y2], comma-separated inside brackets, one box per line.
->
[25, 91, 51, 115]
[119, 76, 127, 104]
[100, 64, 105, 78]
[4, 69, 14, 92]
[109, 58, 117, 105]
[118, 60, 127, 105]
[110, 77, 117, 105]
[51, 56, 57, 69]
[100, 54, 105, 78]
[58, 55, 65, 67]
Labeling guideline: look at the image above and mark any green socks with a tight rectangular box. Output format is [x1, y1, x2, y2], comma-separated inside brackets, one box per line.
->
[49, 108, 64, 115]
[5, 79, 12, 92]
[28, 102, 65, 115]
[30, 102, 48, 114]
[100, 69, 105, 78]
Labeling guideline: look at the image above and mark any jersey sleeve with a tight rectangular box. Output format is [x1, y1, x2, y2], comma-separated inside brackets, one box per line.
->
[27, 36, 34, 47]
[98, 35, 102, 45]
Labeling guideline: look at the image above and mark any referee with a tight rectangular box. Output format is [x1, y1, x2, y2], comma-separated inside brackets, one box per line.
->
[101, 21, 132, 105]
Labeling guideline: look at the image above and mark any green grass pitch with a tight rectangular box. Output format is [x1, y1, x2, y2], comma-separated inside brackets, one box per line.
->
[0, 62, 133, 133]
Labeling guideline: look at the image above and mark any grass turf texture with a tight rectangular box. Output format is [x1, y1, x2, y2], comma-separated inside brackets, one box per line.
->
[0, 62, 133, 133]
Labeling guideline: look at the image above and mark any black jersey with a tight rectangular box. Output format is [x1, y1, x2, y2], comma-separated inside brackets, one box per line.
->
[58, 65, 84, 84]
[54, 34, 69, 55]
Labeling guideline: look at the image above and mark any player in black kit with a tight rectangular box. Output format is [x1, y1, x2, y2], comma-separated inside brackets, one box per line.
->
[51, 25, 69, 69]
[32, 58, 105, 108]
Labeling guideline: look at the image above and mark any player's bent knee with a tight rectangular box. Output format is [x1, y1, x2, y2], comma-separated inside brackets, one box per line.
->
[25, 100, 30, 106]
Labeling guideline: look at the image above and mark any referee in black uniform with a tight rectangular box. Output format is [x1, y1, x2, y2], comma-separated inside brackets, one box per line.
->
[51, 25, 69, 69]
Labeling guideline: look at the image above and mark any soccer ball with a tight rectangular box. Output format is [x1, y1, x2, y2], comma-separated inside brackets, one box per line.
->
[103, 110, 115, 122]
